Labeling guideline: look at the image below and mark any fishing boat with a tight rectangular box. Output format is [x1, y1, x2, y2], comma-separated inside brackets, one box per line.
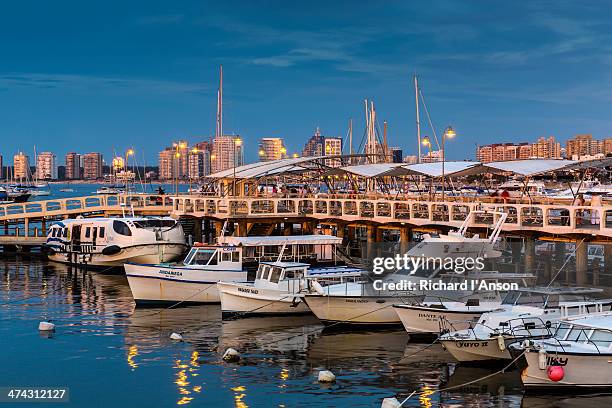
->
[514, 313, 612, 389]
[125, 244, 247, 305]
[124, 234, 349, 305]
[303, 210, 508, 326]
[438, 287, 612, 363]
[0, 186, 31, 203]
[45, 216, 187, 267]
[393, 272, 535, 335]
[217, 261, 362, 317]
[96, 185, 124, 195]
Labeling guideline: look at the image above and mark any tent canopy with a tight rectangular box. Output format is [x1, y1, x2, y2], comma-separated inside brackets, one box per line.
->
[478, 159, 577, 177]
[206, 156, 326, 180]
[217, 234, 342, 246]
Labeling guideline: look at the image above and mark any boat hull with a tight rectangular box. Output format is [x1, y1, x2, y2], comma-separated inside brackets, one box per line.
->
[47, 243, 187, 268]
[394, 305, 485, 334]
[125, 263, 247, 304]
[303, 295, 402, 325]
[440, 338, 512, 362]
[522, 350, 612, 389]
[217, 282, 310, 316]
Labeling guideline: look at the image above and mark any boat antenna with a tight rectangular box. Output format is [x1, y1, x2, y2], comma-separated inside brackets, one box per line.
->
[414, 74, 421, 163]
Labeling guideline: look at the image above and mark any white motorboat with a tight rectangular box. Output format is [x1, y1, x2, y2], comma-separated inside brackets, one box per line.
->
[125, 244, 247, 305]
[96, 185, 124, 194]
[393, 272, 535, 335]
[514, 313, 612, 389]
[45, 216, 187, 267]
[439, 287, 612, 363]
[217, 261, 362, 317]
[303, 210, 508, 326]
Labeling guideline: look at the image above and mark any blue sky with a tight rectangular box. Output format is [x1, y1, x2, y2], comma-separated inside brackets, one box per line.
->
[1, 0, 611, 164]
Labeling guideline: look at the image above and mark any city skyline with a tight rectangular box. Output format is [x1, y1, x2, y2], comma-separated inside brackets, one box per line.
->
[3, 2, 612, 163]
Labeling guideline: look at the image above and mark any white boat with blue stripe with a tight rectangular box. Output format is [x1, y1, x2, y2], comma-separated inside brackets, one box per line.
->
[125, 243, 248, 305]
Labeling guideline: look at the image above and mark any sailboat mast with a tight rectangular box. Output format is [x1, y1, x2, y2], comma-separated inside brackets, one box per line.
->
[414, 74, 421, 163]
[217, 65, 223, 138]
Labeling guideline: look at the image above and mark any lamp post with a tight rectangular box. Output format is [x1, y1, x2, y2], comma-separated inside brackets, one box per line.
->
[421, 136, 431, 161]
[125, 148, 134, 192]
[441, 126, 456, 201]
[292, 153, 299, 159]
[280, 146, 287, 159]
[233, 137, 242, 196]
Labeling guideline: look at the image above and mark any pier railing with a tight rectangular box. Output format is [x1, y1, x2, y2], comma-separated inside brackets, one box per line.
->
[170, 194, 612, 238]
[0, 194, 173, 222]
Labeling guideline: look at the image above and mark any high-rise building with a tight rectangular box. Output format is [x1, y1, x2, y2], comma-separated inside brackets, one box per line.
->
[389, 147, 403, 163]
[302, 127, 325, 157]
[258, 138, 286, 161]
[13, 152, 30, 181]
[190, 141, 212, 178]
[604, 138, 612, 156]
[476, 142, 531, 163]
[531, 136, 561, 159]
[566, 134, 599, 160]
[36, 152, 57, 180]
[211, 135, 243, 174]
[324, 137, 342, 167]
[83, 152, 103, 180]
[158, 149, 176, 180]
[65, 152, 81, 180]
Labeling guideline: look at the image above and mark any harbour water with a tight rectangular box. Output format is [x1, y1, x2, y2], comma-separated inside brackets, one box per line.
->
[2, 255, 612, 407]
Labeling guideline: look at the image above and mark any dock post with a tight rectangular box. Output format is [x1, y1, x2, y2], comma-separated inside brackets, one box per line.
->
[524, 238, 536, 273]
[366, 225, 376, 259]
[192, 218, 203, 243]
[214, 221, 223, 240]
[283, 222, 292, 236]
[510, 239, 522, 273]
[237, 220, 248, 237]
[400, 227, 410, 254]
[604, 244, 612, 283]
[575, 241, 588, 285]
[335, 223, 345, 239]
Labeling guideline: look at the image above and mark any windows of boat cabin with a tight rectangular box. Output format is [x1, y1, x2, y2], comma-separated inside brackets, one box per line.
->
[589, 329, 612, 348]
[256, 265, 272, 280]
[113, 220, 132, 236]
[284, 268, 306, 279]
[190, 249, 217, 265]
[99, 227, 105, 238]
[270, 267, 283, 283]
[85, 227, 91, 238]
[133, 219, 175, 229]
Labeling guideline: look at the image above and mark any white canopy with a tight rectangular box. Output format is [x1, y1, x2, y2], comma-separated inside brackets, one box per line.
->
[207, 156, 325, 180]
[217, 234, 342, 246]
[479, 159, 577, 177]
[328, 163, 405, 178]
[399, 161, 482, 177]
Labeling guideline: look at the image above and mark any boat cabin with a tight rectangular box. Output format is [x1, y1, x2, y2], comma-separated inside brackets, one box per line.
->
[501, 287, 604, 309]
[254, 261, 310, 292]
[183, 244, 243, 271]
[551, 315, 612, 352]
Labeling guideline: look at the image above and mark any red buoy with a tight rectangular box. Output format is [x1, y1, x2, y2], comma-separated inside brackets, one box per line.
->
[547, 365, 564, 382]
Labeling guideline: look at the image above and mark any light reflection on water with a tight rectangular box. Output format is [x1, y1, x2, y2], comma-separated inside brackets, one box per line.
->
[1, 255, 612, 407]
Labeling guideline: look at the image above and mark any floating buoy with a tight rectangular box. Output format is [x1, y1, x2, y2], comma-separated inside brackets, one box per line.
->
[170, 332, 183, 341]
[547, 365, 564, 382]
[497, 334, 506, 351]
[38, 321, 55, 331]
[538, 349, 547, 370]
[223, 348, 240, 362]
[317, 370, 336, 383]
[381, 397, 401, 408]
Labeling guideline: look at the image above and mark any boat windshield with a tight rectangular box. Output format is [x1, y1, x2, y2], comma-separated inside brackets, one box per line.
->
[185, 248, 217, 266]
[133, 220, 176, 229]
[501, 291, 547, 306]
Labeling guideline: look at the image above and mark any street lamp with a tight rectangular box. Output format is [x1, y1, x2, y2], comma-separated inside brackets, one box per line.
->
[233, 138, 242, 196]
[292, 153, 299, 159]
[125, 148, 134, 192]
[421, 136, 431, 162]
[280, 146, 287, 158]
[441, 126, 456, 201]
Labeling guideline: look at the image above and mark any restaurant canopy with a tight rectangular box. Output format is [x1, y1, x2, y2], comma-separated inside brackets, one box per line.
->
[478, 159, 577, 177]
[324, 163, 405, 178]
[217, 235, 342, 246]
[206, 156, 326, 180]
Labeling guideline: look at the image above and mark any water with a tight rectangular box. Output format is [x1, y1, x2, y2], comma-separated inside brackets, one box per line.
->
[2, 257, 612, 407]
[39, 182, 190, 200]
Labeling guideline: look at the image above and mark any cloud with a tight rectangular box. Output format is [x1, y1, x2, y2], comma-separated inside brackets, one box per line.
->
[0, 73, 210, 95]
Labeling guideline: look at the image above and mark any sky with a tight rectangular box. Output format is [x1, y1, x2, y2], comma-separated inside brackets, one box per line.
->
[1, 0, 612, 165]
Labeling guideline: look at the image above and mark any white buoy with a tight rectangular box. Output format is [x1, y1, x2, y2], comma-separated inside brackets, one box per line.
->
[170, 332, 183, 341]
[317, 370, 336, 383]
[311, 281, 325, 296]
[538, 348, 548, 370]
[222, 348, 240, 362]
[381, 397, 402, 408]
[38, 321, 55, 331]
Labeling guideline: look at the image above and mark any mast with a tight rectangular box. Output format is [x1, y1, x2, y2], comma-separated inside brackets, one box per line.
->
[414, 74, 421, 163]
[349, 118, 353, 156]
[216, 65, 223, 138]
[383, 121, 388, 163]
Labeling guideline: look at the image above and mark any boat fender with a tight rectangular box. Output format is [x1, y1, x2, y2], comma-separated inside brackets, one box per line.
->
[497, 334, 506, 351]
[102, 245, 122, 255]
[547, 365, 564, 382]
[538, 349, 547, 370]
[317, 370, 336, 383]
[311, 281, 325, 296]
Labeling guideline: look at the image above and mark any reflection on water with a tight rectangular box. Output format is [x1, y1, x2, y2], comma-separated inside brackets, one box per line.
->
[1, 255, 612, 407]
